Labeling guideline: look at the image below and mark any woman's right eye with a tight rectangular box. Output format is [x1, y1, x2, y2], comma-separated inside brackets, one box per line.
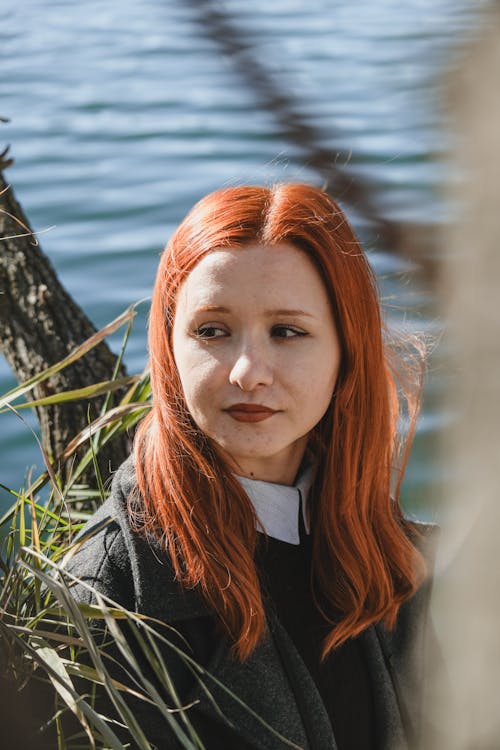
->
[193, 325, 228, 339]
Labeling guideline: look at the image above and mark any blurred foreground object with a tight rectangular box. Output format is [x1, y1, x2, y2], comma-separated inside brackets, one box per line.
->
[429, 8, 500, 748]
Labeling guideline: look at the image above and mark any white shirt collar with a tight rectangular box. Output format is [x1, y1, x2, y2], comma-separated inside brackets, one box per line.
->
[236, 463, 315, 545]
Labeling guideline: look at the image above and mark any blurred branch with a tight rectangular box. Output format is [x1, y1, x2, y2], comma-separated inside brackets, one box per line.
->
[186, 0, 437, 272]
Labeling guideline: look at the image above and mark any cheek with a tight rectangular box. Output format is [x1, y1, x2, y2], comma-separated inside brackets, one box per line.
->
[176, 353, 224, 410]
[304, 352, 340, 407]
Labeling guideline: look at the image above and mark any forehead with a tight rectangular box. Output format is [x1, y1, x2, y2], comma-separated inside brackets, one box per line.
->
[176, 243, 330, 310]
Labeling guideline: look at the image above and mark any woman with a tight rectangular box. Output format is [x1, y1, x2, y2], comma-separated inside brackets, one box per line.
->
[65, 183, 437, 750]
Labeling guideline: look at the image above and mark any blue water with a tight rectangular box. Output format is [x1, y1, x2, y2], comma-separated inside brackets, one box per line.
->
[0, 0, 486, 516]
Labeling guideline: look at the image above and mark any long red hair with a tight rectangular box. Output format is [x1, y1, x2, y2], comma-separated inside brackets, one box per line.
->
[133, 183, 426, 661]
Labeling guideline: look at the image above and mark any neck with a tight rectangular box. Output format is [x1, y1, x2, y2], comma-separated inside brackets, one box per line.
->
[224, 439, 309, 486]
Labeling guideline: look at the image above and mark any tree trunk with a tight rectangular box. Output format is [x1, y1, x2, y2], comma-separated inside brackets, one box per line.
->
[0, 154, 130, 487]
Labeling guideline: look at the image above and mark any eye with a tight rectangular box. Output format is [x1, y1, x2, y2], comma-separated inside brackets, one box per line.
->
[193, 324, 229, 339]
[271, 325, 308, 339]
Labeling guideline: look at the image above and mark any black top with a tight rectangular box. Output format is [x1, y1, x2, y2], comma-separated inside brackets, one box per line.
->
[256, 531, 374, 750]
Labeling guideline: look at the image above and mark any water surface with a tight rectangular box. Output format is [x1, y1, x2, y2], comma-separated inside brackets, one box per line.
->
[0, 0, 485, 516]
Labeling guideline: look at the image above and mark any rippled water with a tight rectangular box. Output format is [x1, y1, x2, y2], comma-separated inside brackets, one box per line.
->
[0, 0, 486, 515]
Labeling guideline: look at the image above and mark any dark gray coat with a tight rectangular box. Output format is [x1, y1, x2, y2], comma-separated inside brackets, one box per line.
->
[63, 458, 438, 750]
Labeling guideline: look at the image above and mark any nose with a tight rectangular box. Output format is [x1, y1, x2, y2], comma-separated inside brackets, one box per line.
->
[229, 343, 274, 391]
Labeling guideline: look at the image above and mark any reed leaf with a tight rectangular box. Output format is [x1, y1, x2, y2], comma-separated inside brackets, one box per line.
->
[34, 641, 96, 748]
[0, 375, 139, 413]
[0, 303, 136, 410]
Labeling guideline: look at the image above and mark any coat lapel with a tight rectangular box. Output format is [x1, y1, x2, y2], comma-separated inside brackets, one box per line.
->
[369, 578, 436, 750]
[267, 611, 338, 750]
[361, 625, 409, 750]
[187, 605, 337, 750]
[367, 526, 439, 750]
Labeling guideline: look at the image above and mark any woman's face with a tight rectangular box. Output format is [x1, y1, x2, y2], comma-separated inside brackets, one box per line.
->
[172, 243, 341, 485]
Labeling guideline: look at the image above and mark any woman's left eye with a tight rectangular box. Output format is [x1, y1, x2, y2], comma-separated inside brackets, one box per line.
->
[271, 325, 308, 339]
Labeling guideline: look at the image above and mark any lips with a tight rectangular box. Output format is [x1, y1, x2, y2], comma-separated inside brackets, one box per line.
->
[224, 403, 278, 423]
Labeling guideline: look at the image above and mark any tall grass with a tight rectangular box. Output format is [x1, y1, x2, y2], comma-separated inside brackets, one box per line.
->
[0, 306, 208, 748]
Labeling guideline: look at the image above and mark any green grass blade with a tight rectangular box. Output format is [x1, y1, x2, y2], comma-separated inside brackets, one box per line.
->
[0, 375, 139, 412]
[0, 304, 137, 410]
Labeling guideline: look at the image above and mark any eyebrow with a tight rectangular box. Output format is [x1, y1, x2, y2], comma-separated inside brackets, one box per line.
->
[194, 305, 316, 319]
[265, 308, 316, 319]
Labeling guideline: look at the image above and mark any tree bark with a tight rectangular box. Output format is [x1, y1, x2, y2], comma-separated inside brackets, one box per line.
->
[0, 152, 130, 486]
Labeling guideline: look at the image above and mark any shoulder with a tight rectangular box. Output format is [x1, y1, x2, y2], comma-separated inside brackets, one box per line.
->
[376, 517, 439, 673]
[62, 457, 208, 622]
[398, 516, 440, 618]
[61, 492, 134, 609]
[61, 456, 149, 610]
[405, 517, 440, 577]
[374, 518, 441, 740]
